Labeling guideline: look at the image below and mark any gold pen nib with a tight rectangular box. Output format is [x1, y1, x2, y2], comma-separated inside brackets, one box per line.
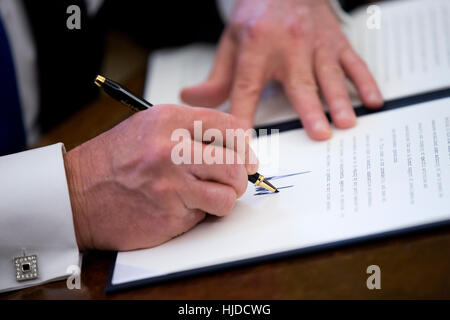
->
[255, 175, 279, 193]
[94, 75, 106, 87]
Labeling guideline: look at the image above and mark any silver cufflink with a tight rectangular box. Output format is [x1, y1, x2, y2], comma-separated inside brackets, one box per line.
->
[14, 251, 39, 282]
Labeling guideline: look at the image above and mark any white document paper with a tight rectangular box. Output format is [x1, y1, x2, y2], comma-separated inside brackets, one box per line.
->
[346, 0, 450, 101]
[112, 97, 450, 286]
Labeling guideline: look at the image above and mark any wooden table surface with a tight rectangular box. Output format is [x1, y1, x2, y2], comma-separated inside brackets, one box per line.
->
[2, 70, 450, 300]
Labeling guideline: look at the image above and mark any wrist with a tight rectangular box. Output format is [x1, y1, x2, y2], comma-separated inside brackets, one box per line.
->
[64, 147, 93, 251]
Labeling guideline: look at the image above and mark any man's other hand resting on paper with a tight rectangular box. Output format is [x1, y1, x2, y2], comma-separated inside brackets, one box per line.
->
[182, 0, 383, 141]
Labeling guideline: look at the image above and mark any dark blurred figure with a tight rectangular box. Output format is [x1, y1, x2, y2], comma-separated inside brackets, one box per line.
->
[2, 0, 368, 156]
[2, 0, 224, 156]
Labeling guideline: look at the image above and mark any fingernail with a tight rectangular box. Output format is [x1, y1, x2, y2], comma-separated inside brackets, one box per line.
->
[312, 120, 331, 139]
[367, 92, 383, 105]
[246, 148, 259, 174]
[246, 162, 259, 175]
[334, 109, 356, 128]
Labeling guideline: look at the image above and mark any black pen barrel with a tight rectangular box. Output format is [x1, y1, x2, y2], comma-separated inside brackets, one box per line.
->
[248, 173, 259, 184]
[95, 75, 278, 193]
[97, 76, 153, 111]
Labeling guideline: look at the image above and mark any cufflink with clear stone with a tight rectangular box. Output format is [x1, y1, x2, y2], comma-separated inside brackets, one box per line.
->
[14, 253, 39, 282]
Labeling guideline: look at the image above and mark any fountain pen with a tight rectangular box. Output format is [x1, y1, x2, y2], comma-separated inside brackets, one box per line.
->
[94, 75, 279, 193]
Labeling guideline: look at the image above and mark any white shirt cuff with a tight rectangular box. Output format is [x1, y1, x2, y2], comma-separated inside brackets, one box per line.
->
[0, 143, 81, 293]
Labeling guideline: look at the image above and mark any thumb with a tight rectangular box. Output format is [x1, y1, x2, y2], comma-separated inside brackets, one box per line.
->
[181, 77, 230, 108]
[181, 31, 236, 108]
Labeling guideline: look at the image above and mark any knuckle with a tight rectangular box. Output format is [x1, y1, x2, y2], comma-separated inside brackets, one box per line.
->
[190, 211, 206, 226]
[201, 187, 217, 207]
[315, 44, 331, 57]
[294, 7, 313, 31]
[319, 63, 343, 77]
[285, 76, 318, 93]
[242, 20, 268, 42]
[285, 21, 302, 39]
[315, 31, 347, 55]
[236, 176, 248, 198]
[314, 39, 330, 53]
[357, 55, 369, 68]
[349, 55, 369, 71]
[341, 47, 365, 65]
[234, 78, 261, 96]
[295, 5, 312, 21]
[336, 37, 352, 51]
[225, 162, 242, 181]
[284, 16, 311, 39]
[218, 191, 237, 215]
[220, 111, 237, 128]
[226, 163, 247, 195]
[298, 82, 319, 93]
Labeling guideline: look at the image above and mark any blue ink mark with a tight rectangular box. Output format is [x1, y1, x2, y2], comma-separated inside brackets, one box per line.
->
[253, 171, 311, 196]
[265, 171, 311, 181]
[255, 185, 295, 193]
[254, 185, 294, 196]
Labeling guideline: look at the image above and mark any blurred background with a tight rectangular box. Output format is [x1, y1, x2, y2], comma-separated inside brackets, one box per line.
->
[32, 0, 370, 151]
[28, 0, 224, 149]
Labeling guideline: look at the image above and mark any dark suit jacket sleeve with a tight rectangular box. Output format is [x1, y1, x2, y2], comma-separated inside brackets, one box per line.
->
[23, 0, 224, 134]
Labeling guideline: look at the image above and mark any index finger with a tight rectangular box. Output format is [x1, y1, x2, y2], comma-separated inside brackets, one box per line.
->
[282, 47, 332, 141]
[229, 42, 268, 128]
[181, 107, 260, 174]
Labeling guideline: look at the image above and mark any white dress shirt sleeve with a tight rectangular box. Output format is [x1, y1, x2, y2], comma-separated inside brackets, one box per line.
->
[0, 143, 81, 293]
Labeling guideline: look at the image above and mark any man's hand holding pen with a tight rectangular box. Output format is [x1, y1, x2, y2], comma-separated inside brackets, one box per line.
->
[49, 0, 385, 257]
[64, 105, 259, 251]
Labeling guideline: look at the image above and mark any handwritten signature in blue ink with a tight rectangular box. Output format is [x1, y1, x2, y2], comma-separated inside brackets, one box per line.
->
[254, 171, 311, 196]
